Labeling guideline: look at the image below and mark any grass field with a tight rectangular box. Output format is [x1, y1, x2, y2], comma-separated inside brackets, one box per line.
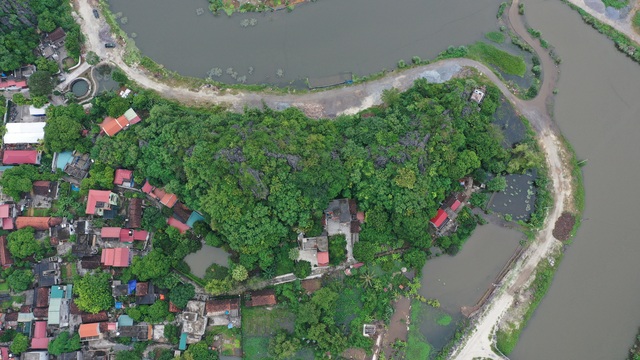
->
[485, 31, 506, 43]
[243, 306, 296, 359]
[633, 10, 640, 33]
[602, 0, 627, 9]
[468, 42, 527, 77]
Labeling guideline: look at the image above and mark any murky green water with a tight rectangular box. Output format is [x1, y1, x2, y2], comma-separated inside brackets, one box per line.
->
[108, 0, 500, 85]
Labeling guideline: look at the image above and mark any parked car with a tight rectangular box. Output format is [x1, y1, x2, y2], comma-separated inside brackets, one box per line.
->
[93, 9, 99, 18]
[105, 42, 116, 48]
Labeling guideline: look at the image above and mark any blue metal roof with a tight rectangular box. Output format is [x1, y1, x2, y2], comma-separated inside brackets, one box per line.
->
[179, 332, 188, 350]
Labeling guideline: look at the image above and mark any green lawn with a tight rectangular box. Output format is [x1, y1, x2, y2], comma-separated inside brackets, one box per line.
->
[243, 307, 295, 337]
[0, 282, 9, 292]
[32, 208, 51, 216]
[485, 31, 506, 44]
[633, 10, 640, 33]
[243, 336, 270, 359]
[468, 42, 527, 77]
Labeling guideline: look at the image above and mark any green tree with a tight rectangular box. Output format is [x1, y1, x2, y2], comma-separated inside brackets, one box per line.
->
[86, 51, 100, 65]
[0, 165, 39, 199]
[7, 269, 34, 291]
[28, 71, 54, 97]
[204, 277, 233, 296]
[7, 227, 40, 260]
[31, 95, 49, 108]
[146, 301, 170, 323]
[181, 341, 218, 360]
[141, 206, 166, 231]
[486, 176, 507, 192]
[73, 271, 113, 313]
[44, 115, 83, 152]
[353, 241, 378, 264]
[231, 264, 248, 282]
[107, 96, 131, 117]
[328, 235, 346, 265]
[48, 332, 81, 355]
[10, 333, 28, 354]
[268, 330, 301, 360]
[163, 324, 181, 344]
[35, 57, 59, 73]
[131, 249, 170, 281]
[80, 163, 115, 192]
[293, 260, 311, 279]
[11, 93, 28, 105]
[288, 247, 299, 261]
[169, 283, 195, 309]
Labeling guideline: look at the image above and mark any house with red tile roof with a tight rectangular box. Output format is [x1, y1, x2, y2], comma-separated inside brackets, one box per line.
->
[167, 217, 189, 234]
[0, 204, 15, 230]
[79, 323, 102, 340]
[141, 181, 178, 208]
[15, 217, 62, 231]
[100, 248, 130, 267]
[0, 79, 27, 90]
[100, 109, 142, 137]
[0, 236, 13, 269]
[2, 150, 41, 165]
[30, 321, 50, 349]
[317, 251, 329, 267]
[429, 209, 449, 229]
[246, 289, 277, 307]
[114, 169, 134, 187]
[100, 227, 121, 240]
[86, 190, 118, 216]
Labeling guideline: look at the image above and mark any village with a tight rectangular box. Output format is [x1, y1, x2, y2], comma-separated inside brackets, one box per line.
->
[0, 54, 496, 359]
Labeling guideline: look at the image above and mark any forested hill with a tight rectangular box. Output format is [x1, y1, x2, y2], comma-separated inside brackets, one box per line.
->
[88, 77, 510, 270]
[0, 0, 82, 72]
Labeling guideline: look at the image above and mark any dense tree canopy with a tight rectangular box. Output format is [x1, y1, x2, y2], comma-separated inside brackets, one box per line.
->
[131, 249, 171, 281]
[169, 283, 195, 309]
[48, 332, 81, 355]
[7, 269, 34, 291]
[7, 227, 40, 260]
[28, 71, 54, 97]
[88, 79, 518, 272]
[10, 333, 28, 354]
[44, 109, 84, 152]
[73, 271, 113, 313]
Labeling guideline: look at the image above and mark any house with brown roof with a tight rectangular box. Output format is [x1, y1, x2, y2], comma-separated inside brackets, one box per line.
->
[35, 287, 49, 308]
[46, 27, 66, 43]
[128, 198, 142, 228]
[205, 297, 241, 327]
[136, 282, 157, 305]
[86, 190, 118, 217]
[16, 217, 62, 231]
[32, 181, 58, 198]
[81, 312, 109, 323]
[117, 324, 153, 341]
[245, 289, 277, 307]
[0, 236, 13, 269]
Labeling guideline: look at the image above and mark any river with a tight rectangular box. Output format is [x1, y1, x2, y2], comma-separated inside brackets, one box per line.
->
[511, 1, 640, 359]
[108, 0, 499, 85]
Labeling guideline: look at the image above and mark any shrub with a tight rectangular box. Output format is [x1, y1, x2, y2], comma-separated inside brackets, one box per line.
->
[497, 2, 507, 18]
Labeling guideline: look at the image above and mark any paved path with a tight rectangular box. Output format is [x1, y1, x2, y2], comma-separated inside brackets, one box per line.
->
[56, 61, 90, 91]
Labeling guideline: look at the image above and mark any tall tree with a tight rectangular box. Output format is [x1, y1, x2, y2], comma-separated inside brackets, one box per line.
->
[7, 269, 34, 291]
[73, 271, 113, 313]
[169, 283, 195, 309]
[27, 71, 54, 96]
[131, 249, 170, 281]
[44, 115, 83, 152]
[7, 227, 40, 260]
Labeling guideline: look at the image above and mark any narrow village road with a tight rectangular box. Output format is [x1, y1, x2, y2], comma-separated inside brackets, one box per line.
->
[73, 1, 577, 358]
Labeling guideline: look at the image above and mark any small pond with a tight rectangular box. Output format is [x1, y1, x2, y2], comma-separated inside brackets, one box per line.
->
[493, 96, 527, 148]
[487, 171, 537, 221]
[93, 65, 120, 93]
[183, 244, 230, 278]
[419, 222, 523, 350]
[71, 79, 89, 97]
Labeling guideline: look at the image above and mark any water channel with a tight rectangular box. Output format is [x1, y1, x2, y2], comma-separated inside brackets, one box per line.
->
[107, 0, 640, 357]
[511, 1, 640, 358]
[108, 0, 500, 85]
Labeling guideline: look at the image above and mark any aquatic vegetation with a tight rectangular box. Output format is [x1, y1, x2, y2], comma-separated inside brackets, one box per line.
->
[248, 67, 254, 75]
[226, 67, 234, 75]
[207, 67, 223, 78]
[237, 75, 247, 83]
[196, 8, 205, 15]
[276, 69, 284, 77]
[120, 16, 128, 24]
[130, 33, 137, 39]
[241, 19, 250, 27]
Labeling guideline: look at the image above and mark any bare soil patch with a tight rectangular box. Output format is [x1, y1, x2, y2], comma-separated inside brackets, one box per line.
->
[552, 212, 576, 241]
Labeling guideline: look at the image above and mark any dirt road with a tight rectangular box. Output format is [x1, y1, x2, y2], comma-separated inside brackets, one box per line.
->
[74, 1, 575, 358]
